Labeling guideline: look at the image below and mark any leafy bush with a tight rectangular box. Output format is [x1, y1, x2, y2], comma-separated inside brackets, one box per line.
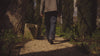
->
[0, 29, 23, 54]
[62, 24, 79, 41]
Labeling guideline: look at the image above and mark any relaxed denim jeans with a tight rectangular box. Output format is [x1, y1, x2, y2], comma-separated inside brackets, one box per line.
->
[45, 11, 57, 40]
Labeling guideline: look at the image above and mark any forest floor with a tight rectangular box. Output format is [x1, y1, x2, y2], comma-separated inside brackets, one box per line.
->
[11, 36, 89, 56]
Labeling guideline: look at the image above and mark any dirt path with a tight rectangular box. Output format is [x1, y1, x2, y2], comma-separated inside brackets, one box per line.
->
[19, 37, 88, 56]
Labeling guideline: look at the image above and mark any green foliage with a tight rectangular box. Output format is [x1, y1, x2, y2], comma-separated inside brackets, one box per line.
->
[92, 29, 100, 38]
[0, 29, 23, 52]
[0, 30, 22, 44]
[71, 29, 100, 55]
[91, 29, 100, 54]
[89, 42, 98, 54]
[56, 26, 62, 35]
[41, 17, 46, 36]
[41, 28, 46, 36]
[58, 24, 79, 41]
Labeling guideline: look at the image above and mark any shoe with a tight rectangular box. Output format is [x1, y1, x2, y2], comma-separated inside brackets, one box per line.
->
[48, 39, 53, 44]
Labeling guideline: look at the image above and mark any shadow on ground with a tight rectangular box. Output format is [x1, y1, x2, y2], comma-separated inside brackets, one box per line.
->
[20, 46, 88, 56]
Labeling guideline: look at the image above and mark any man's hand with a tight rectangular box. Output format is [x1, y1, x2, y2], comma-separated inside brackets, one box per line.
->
[40, 13, 43, 17]
[58, 12, 61, 17]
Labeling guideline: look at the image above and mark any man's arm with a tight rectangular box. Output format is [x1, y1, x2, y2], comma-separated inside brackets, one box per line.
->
[40, 0, 45, 16]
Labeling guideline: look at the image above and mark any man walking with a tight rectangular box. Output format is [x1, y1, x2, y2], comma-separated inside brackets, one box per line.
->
[40, 0, 62, 44]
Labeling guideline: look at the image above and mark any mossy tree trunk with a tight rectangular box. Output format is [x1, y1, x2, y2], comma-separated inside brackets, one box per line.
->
[34, 0, 42, 37]
[76, 0, 97, 38]
[23, 0, 34, 24]
[0, 0, 35, 37]
[62, 0, 74, 33]
[0, 0, 24, 36]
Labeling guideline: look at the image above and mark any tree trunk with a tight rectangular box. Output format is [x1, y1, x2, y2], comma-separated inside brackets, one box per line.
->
[6, 0, 25, 36]
[62, 0, 74, 33]
[35, 0, 42, 38]
[77, 0, 97, 37]
[0, 0, 34, 36]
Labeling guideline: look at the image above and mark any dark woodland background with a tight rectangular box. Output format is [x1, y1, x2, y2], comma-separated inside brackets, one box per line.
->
[0, 0, 100, 56]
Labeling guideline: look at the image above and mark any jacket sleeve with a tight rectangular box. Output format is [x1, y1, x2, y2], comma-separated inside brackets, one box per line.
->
[40, 0, 45, 14]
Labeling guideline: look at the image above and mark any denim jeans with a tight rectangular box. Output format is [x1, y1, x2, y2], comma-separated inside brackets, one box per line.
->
[45, 11, 57, 40]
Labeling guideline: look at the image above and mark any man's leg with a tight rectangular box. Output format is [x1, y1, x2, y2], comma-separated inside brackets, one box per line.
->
[45, 13, 50, 40]
[45, 11, 57, 44]
[49, 16, 57, 40]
